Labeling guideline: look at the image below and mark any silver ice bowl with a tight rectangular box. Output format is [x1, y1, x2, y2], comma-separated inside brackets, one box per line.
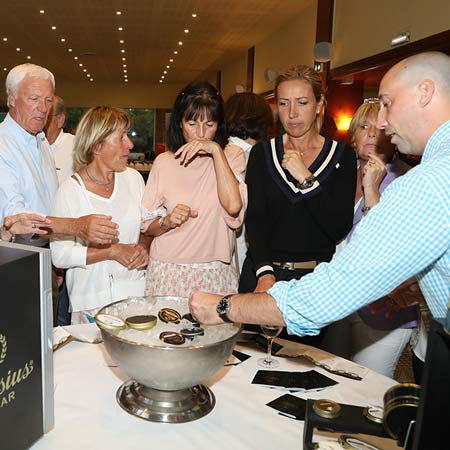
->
[95, 296, 240, 423]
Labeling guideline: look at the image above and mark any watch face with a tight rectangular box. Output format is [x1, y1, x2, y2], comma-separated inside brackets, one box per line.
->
[217, 298, 229, 314]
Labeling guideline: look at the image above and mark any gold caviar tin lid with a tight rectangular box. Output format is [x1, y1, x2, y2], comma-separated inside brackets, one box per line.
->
[94, 313, 126, 331]
[363, 405, 384, 424]
[125, 314, 158, 330]
[312, 399, 342, 419]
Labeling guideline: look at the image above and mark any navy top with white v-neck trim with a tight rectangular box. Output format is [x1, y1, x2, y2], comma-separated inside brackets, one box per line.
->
[245, 135, 357, 277]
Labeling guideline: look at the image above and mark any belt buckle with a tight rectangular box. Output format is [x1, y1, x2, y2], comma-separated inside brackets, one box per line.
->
[283, 262, 295, 270]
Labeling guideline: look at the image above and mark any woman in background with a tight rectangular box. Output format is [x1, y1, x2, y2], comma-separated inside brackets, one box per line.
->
[225, 92, 274, 274]
[332, 102, 417, 378]
[142, 82, 246, 298]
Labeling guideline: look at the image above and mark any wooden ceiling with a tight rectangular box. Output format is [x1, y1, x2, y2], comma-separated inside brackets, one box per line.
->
[0, 0, 313, 85]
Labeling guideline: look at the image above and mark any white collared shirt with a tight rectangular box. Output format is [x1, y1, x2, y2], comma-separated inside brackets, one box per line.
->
[50, 130, 75, 184]
[0, 113, 59, 222]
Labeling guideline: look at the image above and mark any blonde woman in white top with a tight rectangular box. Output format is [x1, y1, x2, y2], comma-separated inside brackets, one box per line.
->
[51, 107, 156, 323]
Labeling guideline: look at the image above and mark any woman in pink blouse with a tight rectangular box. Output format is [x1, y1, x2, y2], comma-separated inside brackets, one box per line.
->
[142, 82, 247, 297]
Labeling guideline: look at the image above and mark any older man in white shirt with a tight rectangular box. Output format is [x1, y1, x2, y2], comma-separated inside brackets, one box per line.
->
[0, 63, 118, 245]
[44, 95, 75, 184]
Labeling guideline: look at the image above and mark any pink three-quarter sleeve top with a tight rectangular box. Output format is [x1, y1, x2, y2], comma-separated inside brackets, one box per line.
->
[142, 144, 247, 264]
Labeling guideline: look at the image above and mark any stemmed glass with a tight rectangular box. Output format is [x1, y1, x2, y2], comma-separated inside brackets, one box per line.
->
[257, 325, 283, 368]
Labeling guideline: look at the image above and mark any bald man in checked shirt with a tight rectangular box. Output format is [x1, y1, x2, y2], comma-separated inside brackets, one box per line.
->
[189, 52, 450, 335]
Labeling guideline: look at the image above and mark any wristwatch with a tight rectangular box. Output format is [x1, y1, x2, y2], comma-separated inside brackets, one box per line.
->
[296, 174, 316, 190]
[216, 295, 233, 323]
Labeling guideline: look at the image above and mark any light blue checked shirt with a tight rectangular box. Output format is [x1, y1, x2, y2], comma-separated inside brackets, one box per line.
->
[0, 114, 59, 222]
[269, 120, 450, 336]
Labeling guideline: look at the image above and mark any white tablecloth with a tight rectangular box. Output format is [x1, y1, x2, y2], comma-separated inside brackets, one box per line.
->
[32, 338, 397, 450]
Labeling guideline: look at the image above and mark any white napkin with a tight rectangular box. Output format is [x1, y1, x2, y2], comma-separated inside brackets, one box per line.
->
[61, 323, 102, 343]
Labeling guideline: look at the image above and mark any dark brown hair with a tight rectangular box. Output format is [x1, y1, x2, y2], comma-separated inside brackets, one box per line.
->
[225, 92, 273, 142]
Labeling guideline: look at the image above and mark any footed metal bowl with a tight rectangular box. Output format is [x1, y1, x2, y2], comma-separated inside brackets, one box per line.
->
[96, 296, 240, 423]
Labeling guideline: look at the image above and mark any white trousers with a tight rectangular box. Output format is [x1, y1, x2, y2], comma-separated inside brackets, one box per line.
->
[350, 313, 413, 378]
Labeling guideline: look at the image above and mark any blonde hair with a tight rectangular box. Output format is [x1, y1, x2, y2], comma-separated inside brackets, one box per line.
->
[348, 103, 380, 145]
[73, 106, 131, 171]
[275, 65, 325, 132]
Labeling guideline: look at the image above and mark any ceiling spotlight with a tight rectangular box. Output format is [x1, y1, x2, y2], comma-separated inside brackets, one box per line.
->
[83, 69, 87, 72]
[90, 79, 94, 82]
[122, 57, 126, 61]
[121, 49, 125, 53]
[51, 26, 56, 30]
[118, 27, 123, 31]
[87, 74, 91, 77]
[192, 13, 197, 18]
[3, 67, 7, 71]
[125, 79, 128, 82]
[16, 47, 20, 51]
[169, 58, 173, 62]
[184, 29, 189, 34]
[2, 37, 7, 42]
[166, 65, 170, 68]
[74, 56, 78, 60]
[39, 10, 45, 14]
[119, 39, 124, 44]
[116, 11, 122, 15]
[79, 63, 83, 67]
[122, 64, 127, 67]
[178, 41, 183, 46]
[174, 51, 178, 54]
[159, 80, 163, 83]
[68, 48, 73, 52]
[124, 74, 128, 78]
[27, 56, 31, 59]
[123, 69, 127, 73]
[161, 75, 165, 79]
[61, 38, 66, 42]
[163, 70, 167, 74]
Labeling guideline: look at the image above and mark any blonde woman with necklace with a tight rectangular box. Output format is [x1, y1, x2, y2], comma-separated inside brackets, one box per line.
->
[51, 107, 156, 324]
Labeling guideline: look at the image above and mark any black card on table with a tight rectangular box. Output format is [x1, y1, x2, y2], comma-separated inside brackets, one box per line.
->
[266, 394, 307, 420]
[252, 370, 338, 391]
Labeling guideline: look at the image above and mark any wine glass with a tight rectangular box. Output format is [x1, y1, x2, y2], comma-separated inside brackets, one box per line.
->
[257, 325, 283, 368]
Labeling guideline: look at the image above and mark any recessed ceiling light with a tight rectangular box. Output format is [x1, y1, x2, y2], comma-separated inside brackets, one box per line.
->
[184, 29, 189, 33]
[68, 48, 73, 52]
[166, 65, 170, 68]
[27, 56, 31, 59]
[116, 11, 122, 15]
[90, 79, 94, 82]
[122, 57, 126, 61]
[87, 73, 91, 77]
[79, 63, 83, 67]
[39, 10, 45, 14]
[163, 70, 167, 74]
[119, 40, 124, 44]
[159, 80, 163, 83]
[169, 58, 173, 62]
[51, 26, 56, 30]
[192, 13, 197, 18]
[123, 69, 127, 73]
[178, 41, 183, 46]
[125, 79, 128, 82]
[2, 37, 7, 42]
[122, 64, 127, 68]
[121, 49, 125, 53]
[3, 67, 7, 71]
[118, 27, 123, 31]
[61, 38, 66, 42]
[74, 56, 78, 60]
[16, 47, 20, 51]
[161, 75, 165, 79]
[83, 69, 87, 72]
[174, 51, 178, 54]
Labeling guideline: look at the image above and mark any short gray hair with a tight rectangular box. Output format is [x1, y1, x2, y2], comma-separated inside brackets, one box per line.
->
[6, 63, 55, 102]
